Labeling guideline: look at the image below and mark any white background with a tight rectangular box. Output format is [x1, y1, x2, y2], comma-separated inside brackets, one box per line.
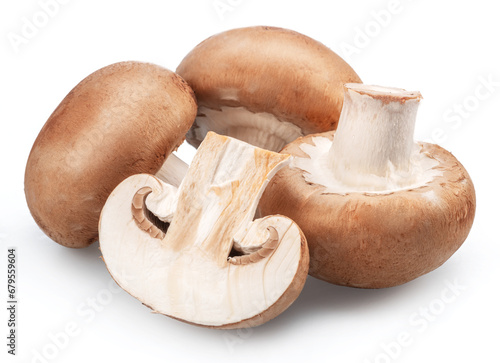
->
[1, 1, 499, 362]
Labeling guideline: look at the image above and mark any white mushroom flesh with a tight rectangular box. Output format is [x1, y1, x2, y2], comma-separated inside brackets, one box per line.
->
[99, 133, 306, 327]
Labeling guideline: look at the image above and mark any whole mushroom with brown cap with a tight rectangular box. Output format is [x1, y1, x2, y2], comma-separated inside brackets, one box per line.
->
[258, 83, 476, 288]
[25, 61, 197, 248]
[176, 26, 362, 152]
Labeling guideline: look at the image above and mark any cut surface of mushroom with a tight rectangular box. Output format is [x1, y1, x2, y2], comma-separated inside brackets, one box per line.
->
[258, 84, 476, 288]
[176, 26, 362, 151]
[99, 132, 309, 328]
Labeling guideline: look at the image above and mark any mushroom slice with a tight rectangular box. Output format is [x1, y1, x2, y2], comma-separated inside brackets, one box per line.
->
[99, 132, 309, 328]
[25, 61, 197, 248]
[176, 26, 362, 151]
[259, 84, 476, 289]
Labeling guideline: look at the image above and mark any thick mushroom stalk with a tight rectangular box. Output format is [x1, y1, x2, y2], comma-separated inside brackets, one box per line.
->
[99, 132, 309, 328]
[258, 84, 476, 288]
[328, 84, 422, 189]
[291, 84, 443, 194]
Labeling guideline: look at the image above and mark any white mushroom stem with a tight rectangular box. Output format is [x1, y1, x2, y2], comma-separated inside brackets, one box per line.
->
[155, 153, 188, 188]
[328, 84, 422, 188]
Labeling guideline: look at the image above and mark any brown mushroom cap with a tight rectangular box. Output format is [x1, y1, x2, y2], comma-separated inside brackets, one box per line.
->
[258, 131, 476, 288]
[25, 61, 197, 248]
[176, 26, 361, 150]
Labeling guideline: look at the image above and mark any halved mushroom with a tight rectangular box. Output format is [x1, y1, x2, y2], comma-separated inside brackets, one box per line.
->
[258, 84, 476, 288]
[25, 61, 197, 248]
[99, 132, 309, 328]
[176, 26, 362, 152]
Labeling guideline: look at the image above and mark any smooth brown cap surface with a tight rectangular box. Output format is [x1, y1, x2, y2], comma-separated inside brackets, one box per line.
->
[258, 132, 476, 288]
[25, 61, 197, 248]
[176, 26, 362, 144]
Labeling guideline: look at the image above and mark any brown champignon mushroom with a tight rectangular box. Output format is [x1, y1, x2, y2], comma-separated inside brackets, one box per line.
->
[99, 132, 309, 328]
[25, 61, 197, 248]
[176, 26, 362, 152]
[258, 83, 476, 288]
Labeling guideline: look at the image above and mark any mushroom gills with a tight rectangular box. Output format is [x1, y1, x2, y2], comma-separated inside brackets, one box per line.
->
[292, 136, 443, 194]
[131, 187, 170, 239]
[190, 106, 304, 151]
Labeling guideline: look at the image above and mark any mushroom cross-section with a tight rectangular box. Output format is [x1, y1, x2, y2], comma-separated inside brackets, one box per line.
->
[176, 26, 362, 151]
[99, 132, 309, 328]
[258, 84, 476, 289]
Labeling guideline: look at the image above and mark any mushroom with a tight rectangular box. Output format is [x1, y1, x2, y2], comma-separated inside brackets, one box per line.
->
[176, 26, 361, 152]
[99, 132, 309, 328]
[258, 83, 476, 288]
[25, 61, 197, 248]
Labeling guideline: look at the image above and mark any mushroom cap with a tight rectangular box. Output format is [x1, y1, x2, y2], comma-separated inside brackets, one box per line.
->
[176, 26, 361, 149]
[25, 61, 197, 248]
[258, 131, 476, 288]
